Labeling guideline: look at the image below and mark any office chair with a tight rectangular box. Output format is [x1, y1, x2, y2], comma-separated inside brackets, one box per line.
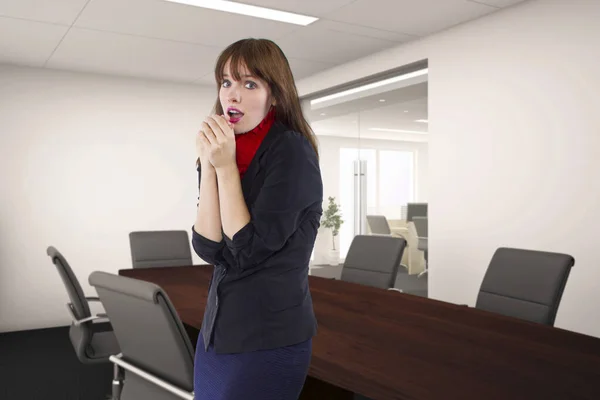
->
[47, 246, 122, 399]
[366, 215, 410, 272]
[129, 230, 193, 269]
[89, 271, 195, 400]
[412, 216, 428, 278]
[340, 235, 407, 291]
[475, 247, 575, 326]
[366, 215, 392, 235]
[46, 246, 120, 364]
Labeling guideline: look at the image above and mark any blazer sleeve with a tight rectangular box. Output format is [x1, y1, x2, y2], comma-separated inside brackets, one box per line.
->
[222, 131, 322, 272]
[191, 227, 228, 266]
[190, 164, 227, 266]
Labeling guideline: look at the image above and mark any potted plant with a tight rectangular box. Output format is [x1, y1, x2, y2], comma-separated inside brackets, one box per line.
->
[322, 196, 344, 265]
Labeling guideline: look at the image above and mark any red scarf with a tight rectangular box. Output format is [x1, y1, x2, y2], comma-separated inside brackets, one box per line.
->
[235, 107, 275, 179]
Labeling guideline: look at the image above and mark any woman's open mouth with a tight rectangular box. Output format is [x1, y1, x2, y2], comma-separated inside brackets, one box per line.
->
[227, 107, 244, 124]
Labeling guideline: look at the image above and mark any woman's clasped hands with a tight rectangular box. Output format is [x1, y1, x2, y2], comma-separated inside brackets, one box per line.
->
[196, 115, 236, 169]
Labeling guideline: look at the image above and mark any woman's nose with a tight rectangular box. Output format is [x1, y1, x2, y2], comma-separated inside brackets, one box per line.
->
[228, 87, 241, 103]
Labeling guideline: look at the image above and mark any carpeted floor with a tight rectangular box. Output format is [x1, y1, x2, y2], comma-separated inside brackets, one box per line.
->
[0, 325, 113, 400]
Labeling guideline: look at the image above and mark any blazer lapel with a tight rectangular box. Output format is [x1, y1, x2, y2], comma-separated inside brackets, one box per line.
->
[240, 121, 286, 195]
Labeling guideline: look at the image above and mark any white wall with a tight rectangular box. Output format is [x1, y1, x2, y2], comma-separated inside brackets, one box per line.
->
[299, 0, 600, 338]
[0, 65, 215, 332]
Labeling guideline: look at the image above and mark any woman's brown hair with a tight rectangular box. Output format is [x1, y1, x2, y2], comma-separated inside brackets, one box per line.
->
[197, 38, 319, 165]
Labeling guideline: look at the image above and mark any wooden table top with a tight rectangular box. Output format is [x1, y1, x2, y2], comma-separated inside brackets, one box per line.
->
[119, 265, 600, 400]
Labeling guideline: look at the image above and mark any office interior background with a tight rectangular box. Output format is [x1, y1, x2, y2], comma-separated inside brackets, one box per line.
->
[1, 0, 600, 397]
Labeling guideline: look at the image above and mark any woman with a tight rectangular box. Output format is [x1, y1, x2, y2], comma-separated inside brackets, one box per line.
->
[191, 38, 323, 400]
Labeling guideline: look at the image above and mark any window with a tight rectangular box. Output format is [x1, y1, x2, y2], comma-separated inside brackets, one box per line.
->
[378, 150, 414, 219]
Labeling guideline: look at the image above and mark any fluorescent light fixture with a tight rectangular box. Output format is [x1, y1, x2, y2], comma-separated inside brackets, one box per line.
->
[310, 68, 428, 106]
[415, 119, 428, 123]
[164, 0, 318, 25]
[369, 128, 428, 135]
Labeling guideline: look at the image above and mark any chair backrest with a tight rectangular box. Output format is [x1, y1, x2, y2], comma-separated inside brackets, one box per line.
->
[406, 202, 427, 222]
[47, 246, 91, 320]
[47, 246, 101, 364]
[129, 230, 193, 269]
[366, 215, 391, 235]
[89, 271, 194, 399]
[475, 247, 575, 326]
[341, 235, 407, 289]
[412, 216, 428, 238]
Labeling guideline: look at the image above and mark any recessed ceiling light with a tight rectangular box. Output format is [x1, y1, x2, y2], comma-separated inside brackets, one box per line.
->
[369, 128, 427, 134]
[404, 110, 409, 113]
[379, 99, 386, 102]
[415, 119, 428, 123]
[164, 0, 318, 26]
[310, 68, 428, 106]
[320, 113, 326, 116]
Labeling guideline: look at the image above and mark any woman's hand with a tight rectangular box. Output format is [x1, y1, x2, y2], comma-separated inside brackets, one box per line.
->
[196, 126, 212, 169]
[199, 115, 236, 170]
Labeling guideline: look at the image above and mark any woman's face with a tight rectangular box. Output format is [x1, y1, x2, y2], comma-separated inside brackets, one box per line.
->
[219, 60, 273, 134]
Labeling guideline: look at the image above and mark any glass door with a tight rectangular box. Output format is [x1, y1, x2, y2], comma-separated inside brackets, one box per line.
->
[301, 101, 360, 267]
[301, 63, 428, 273]
[338, 147, 376, 258]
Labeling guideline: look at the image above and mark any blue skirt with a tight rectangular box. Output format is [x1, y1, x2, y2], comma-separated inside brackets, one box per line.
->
[193, 334, 312, 400]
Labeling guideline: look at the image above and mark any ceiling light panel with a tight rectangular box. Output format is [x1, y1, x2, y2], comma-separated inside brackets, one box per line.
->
[164, 0, 318, 25]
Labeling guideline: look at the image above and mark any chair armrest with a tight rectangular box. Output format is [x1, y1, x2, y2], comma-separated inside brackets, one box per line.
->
[66, 303, 110, 326]
[387, 288, 403, 293]
[110, 354, 194, 400]
[74, 314, 110, 326]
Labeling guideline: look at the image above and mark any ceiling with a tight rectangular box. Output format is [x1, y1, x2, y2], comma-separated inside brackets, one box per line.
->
[0, 0, 527, 85]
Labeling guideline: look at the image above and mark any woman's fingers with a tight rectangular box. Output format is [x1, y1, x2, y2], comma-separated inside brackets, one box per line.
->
[204, 116, 226, 143]
[201, 121, 217, 145]
[197, 130, 210, 147]
[209, 115, 233, 138]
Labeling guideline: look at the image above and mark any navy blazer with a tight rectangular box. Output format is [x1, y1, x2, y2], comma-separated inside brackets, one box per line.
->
[191, 121, 323, 354]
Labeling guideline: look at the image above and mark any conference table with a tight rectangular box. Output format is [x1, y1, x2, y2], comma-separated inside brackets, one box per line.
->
[118, 265, 600, 399]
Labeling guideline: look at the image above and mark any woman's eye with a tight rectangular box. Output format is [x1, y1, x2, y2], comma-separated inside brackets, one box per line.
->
[245, 81, 257, 89]
[222, 80, 231, 88]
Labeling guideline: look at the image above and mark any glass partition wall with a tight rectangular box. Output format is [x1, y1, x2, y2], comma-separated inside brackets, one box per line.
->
[302, 61, 429, 296]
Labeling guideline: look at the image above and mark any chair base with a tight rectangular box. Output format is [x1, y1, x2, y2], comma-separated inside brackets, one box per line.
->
[112, 360, 124, 400]
[418, 259, 428, 278]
